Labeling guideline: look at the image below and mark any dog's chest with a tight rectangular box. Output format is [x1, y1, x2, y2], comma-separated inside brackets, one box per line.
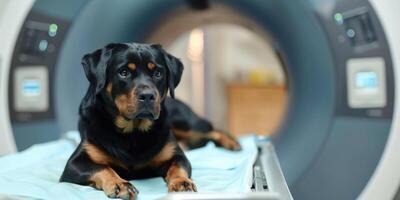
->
[112, 136, 170, 167]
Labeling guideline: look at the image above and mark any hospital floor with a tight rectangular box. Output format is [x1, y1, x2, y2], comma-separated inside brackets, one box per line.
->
[0, 131, 257, 200]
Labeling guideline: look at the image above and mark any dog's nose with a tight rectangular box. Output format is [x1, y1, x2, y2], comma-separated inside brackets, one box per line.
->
[138, 91, 156, 104]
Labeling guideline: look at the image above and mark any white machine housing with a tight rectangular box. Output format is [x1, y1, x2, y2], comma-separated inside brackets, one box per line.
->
[0, 0, 399, 199]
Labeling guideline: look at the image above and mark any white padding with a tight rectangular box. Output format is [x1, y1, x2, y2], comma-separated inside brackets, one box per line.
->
[0, 0, 34, 155]
[359, 0, 400, 199]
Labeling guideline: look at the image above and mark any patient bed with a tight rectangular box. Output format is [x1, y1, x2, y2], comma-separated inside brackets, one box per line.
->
[0, 132, 292, 200]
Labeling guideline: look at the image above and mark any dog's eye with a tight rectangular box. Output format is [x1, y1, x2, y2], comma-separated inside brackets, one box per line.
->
[153, 70, 162, 78]
[118, 68, 130, 78]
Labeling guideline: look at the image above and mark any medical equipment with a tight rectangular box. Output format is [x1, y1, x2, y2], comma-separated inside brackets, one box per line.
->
[1, 0, 400, 199]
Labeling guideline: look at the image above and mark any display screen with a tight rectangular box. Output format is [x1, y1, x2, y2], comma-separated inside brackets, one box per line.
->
[355, 71, 378, 89]
[22, 79, 41, 96]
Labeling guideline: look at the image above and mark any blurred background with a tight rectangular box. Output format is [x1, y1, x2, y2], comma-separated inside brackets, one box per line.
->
[165, 23, 287, 136]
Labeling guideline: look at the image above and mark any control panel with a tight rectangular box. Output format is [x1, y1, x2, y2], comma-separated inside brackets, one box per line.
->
[340, 11, 377, 46]
[14, 66, 49, 112]
[9, 11, 70, 122]
[21, 21, 59, 56]
[315, 1, 394, 118]
[346, 57, 386, 108]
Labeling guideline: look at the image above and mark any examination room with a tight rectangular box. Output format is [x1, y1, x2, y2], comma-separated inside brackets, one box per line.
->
[0, 0, 400, 200]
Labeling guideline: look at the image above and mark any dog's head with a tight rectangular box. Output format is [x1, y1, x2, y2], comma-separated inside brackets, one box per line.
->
[82, 43, 183, 122]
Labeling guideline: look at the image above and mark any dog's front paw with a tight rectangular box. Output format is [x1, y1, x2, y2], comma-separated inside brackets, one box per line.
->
[104, 181, 139, 200]
[168, 177, 197, 192]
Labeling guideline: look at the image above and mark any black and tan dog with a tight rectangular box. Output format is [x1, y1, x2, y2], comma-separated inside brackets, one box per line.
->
[60, 43, 241, 200]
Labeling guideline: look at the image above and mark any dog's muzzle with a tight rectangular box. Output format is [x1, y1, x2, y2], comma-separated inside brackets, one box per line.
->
[130, 89, 159, 120]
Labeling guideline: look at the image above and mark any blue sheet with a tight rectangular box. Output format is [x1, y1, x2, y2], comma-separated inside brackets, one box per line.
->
[0, 131, 257, 200]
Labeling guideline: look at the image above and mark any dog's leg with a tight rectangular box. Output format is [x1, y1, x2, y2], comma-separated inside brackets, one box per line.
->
[90, 167, 138, 200]
[163, 148, 197, 192]
[208, 129, 242, 151]
[60, 143, 138, 200]
[172, 127, 241, 151]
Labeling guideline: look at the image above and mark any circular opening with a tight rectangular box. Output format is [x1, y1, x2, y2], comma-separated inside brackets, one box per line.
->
[168, 24, 288, 136]
[54, 0, 336, 188]
[147, 6, 288, 136]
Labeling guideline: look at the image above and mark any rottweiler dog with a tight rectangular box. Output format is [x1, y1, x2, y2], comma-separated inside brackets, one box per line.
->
[59, 43, 241, 200]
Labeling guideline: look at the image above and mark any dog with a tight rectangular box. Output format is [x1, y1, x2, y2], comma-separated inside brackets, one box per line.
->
[60, 43, 241, 200]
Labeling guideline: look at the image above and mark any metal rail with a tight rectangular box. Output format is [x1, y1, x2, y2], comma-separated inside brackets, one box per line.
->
[159, 137, 292, 200]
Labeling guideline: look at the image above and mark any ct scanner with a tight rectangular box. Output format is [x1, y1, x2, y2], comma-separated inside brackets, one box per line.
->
[0, 0, 400, 199]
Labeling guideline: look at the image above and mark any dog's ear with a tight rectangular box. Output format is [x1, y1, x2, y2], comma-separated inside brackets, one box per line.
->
[152, 44, 183, 98]
[81, 47, 112, 94]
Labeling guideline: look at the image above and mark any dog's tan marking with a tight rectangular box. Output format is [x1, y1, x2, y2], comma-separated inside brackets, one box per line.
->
[128, 63, 136, 71]
[90, 167, 137, 199]
[165, 162, 197, 192]
[171, 128, 209, 141]
[115, 116, 134, 133]
[171, 128, 193, 140]
[106, 83, 112, 96]
[161, 88, 168, 100]
[147, 62, 156, 70]
[115, 95, 129, 115]
[90, 167, 122, 190]
[165, 162, 188, 182]
[84, 142, 127, 169]
[153, 89, 161, 118]
[209, 130, 241, 151]
[150, 142, 176, 166]
[115, 90, 138, 117]
[115, 116, 153, 133]
[171, 128, 241, 151]
[137, 119, 153, 132]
